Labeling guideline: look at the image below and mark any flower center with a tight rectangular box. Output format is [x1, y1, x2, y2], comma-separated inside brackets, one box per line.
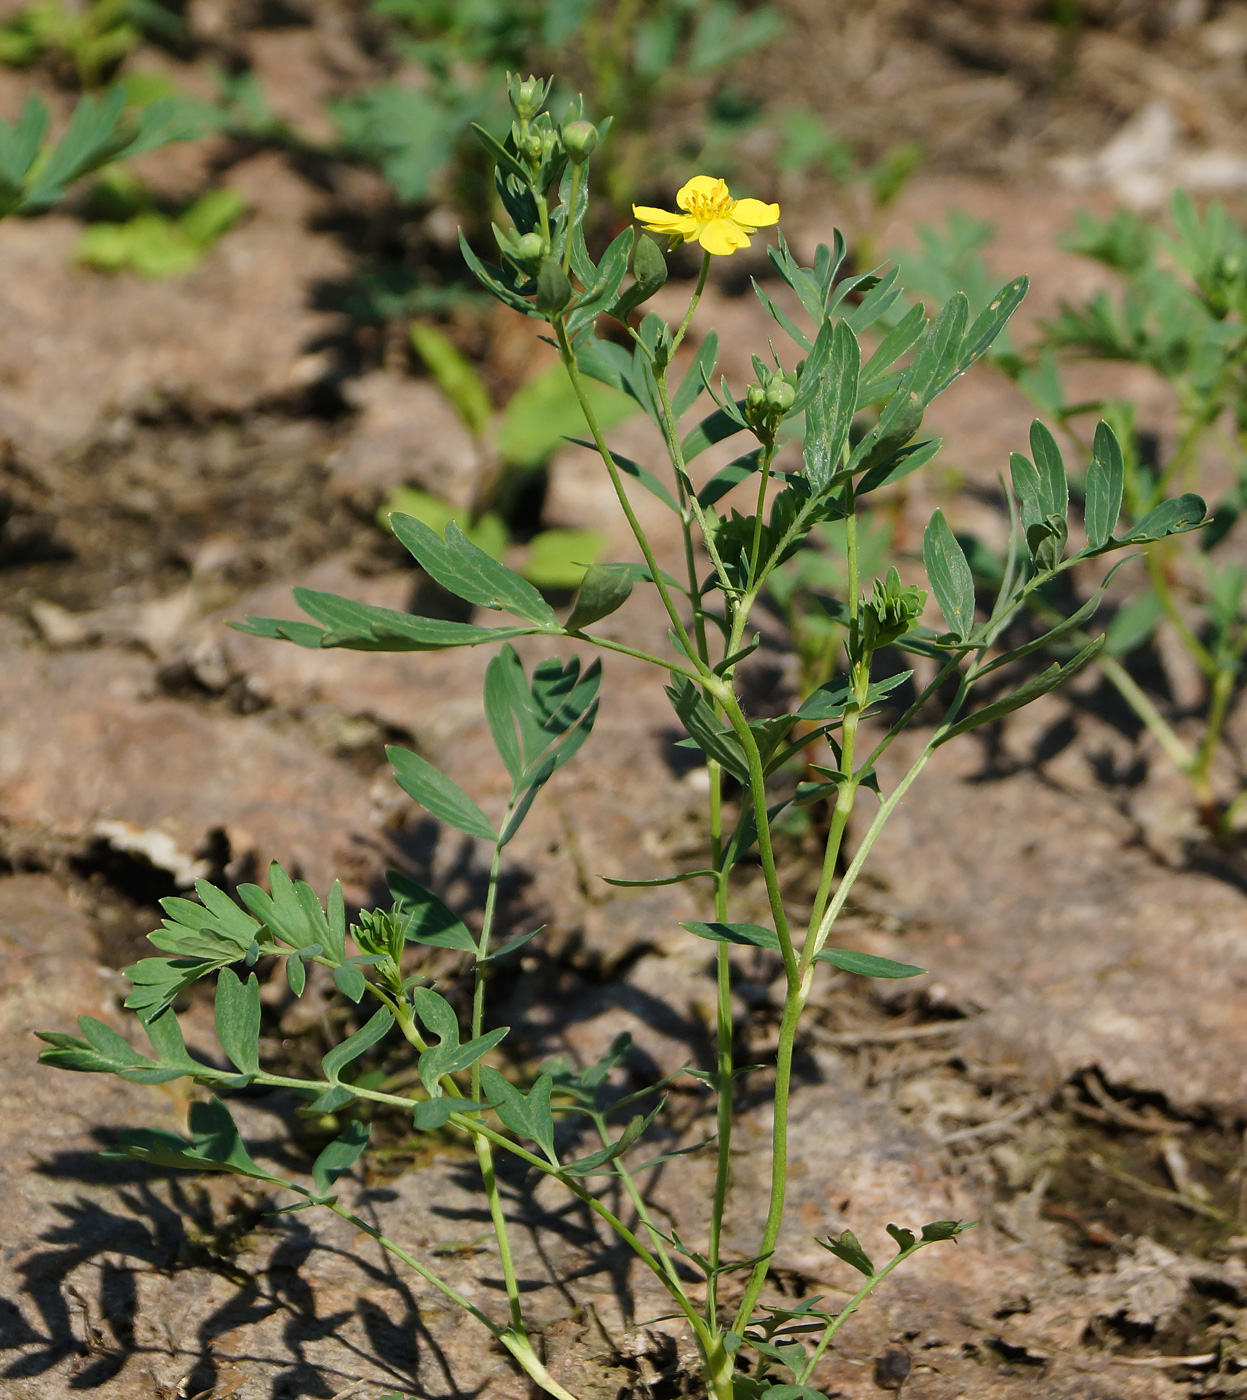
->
[684, 187, 735, 221]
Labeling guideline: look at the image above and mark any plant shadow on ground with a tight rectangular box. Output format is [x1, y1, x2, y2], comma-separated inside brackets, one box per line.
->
[4, 1152, 483, 1398]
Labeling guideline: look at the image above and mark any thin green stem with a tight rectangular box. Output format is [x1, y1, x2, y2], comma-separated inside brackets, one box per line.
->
[672, 250, 711, 360]
[555, 318, 704, 669]
[809, 741, 936, 960]
[730, 981, 806, 1333]
[720, 694, 794, 979]
[795, 1246, 922, 1384]
[326, 1199, 505, 1338]
[1099, 653, 1194, 772]
[1193, 662, 1236, 803]
[588, 1110, 681, 1287]
[1147, 544, 1216, 677]
[747, 443, 777, 589]
[654, 362, 737, 599]
[327, 1201, 580, 1400]
[472, 820, 526, 1334]
[453, 1113, 708, 1342]
[568, 628, 702, 682]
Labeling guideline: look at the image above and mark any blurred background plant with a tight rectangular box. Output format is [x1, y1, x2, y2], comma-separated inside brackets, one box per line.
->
[0, 0, 186, 89]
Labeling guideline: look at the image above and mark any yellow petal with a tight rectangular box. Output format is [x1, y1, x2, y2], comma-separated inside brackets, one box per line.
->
[632, 204, 692, 232]
[729, 197, 780, 230]
[698, 218, 751, 256]
[676, 175, 729, 212]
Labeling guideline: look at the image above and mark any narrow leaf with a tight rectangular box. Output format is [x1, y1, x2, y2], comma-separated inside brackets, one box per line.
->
[681, 921, 780, 951]
[816, 949, 925, 978]
[1120, 493, 1206, 543]
[1029, 420, 1068, 521]
[566, 563, 634, 630]
[390, 515, 558, 626]
[922, 510, 975, 641]
[936, 636, 1105, 745]
[322, 1008, 394, 1084]
[1085, 420, 1125, 550]
[388, 873, 477, 953]
[388, 746, 497, 841]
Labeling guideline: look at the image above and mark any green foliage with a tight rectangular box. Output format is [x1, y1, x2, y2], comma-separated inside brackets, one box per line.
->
[39, 74, 1205, 1400]
[0, 84, 199, 219]
[0, 0, 183, 88]
[908, 191, 1247, 833]
[75, 186, 246, 278]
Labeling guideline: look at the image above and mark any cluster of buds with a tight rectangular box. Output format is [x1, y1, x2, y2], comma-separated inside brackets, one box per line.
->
[743, 367, 797, 444]
[350, 906, 406, 988]
[493, 74, 601, 285]
[857, 566, 927, 655]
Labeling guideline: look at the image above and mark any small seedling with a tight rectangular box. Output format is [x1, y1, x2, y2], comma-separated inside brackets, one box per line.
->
[76, 185, 246, 278]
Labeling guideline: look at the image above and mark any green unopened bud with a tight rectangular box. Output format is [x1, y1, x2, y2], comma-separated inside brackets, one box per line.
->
[536, 257, 572, 316]
[765, 380, 795, 414]
[510, 74, 544, 122]
[514, 231, 545, 264]
[562, 120, 599, 163]
[518, 131, 544, 164]
[746, 383, 767, 412]
[632, 233, 667, 289]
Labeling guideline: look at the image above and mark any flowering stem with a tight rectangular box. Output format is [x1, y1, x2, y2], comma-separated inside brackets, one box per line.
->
[554, 317, 705, 670]
[672, 249, 711, 359]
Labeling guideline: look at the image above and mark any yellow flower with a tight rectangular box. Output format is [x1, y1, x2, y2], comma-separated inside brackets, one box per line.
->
[632, 175, 780, 257]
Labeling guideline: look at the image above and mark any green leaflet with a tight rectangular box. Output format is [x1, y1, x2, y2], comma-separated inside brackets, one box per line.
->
[682, 922, 779, 951]
[1085, 420, 1125, 550]
[322, 1008, 394, 1085]
[214, 969, 260, 1077]
[818, 949, 924, 978]
[1029, 420, 1069, 521]
[479, 1067, 557, 1161]
[390, 515, 558, 625]
[937, 636, 1106, 745]
[110, 1097, 283, 1183]
[310, 1120, 371, 1198]
[387, 746, 497, 842]
[796, 671, 912, 721]
[1120, 493, 1207, 543]
[922, 510, 975, 641]
[802, 320, 860, 494]
[666, 678, 749, 783]
[388, 873, 477, 954]
[565, 563, 633, 630]
[818, 1229, 875, 1277]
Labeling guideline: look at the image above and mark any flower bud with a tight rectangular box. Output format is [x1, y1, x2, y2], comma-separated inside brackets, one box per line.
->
[746, 383, 767, 412]
[510, 75, 544, 122]
[562, 120, 599, 163]
[514, 231, 545, 264]
[765, 380, 795, 414]
[518, 131, 544, 164]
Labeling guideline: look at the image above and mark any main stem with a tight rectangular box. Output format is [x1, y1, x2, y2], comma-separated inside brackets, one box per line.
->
[472, 819, 526, 1335]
